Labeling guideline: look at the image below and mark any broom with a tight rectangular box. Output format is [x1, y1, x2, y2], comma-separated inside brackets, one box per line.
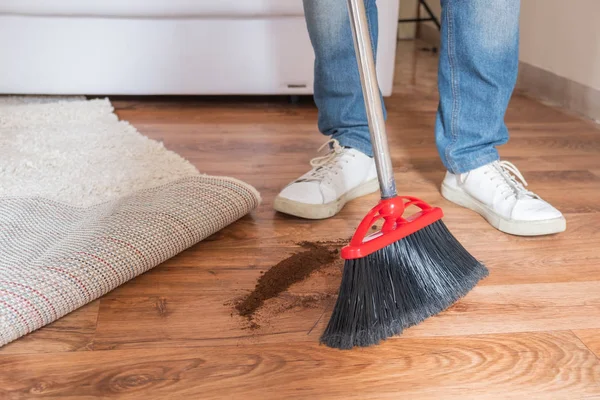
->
[320, 0, 489, 350]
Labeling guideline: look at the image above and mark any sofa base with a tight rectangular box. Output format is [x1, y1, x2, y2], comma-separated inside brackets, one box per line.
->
[0, 15, 397, 96]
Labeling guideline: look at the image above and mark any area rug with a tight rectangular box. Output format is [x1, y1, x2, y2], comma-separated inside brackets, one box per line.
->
[0, 97, 260, 347]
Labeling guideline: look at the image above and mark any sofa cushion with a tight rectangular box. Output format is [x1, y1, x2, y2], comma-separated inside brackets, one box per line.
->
[0, 0, 305, 18]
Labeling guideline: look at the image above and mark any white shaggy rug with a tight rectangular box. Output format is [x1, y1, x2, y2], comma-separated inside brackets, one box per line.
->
[0, 97, 199, 206]
[0, 97, 260, 347]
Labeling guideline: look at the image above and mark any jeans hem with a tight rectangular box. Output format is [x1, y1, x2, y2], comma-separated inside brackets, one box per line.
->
[333, 134, 374, 157]
[446, 152, 499, 174]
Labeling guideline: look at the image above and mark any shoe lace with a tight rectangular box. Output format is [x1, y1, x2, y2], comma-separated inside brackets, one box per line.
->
[300, 139, 353, 184]
[483, 160, 538, 200]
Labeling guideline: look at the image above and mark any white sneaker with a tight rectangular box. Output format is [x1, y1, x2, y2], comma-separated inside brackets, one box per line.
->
[441, 160, 566, 236]
[274, 139, 379, 219]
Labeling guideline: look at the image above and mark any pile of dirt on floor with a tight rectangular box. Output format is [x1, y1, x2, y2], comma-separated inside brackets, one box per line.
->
[234, 240, 347, 328]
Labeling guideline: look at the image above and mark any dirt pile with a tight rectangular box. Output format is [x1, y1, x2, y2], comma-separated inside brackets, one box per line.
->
[235, 241, 340, 318]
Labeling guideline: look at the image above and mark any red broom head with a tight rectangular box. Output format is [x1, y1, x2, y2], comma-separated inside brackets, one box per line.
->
[341, 196, 444, 260]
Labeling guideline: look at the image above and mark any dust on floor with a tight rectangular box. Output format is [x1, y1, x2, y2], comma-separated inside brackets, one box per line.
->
[234, 240, 348, 329]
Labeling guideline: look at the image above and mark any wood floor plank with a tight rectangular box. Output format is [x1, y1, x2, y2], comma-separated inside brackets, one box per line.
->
[402, 281, 600, 338]
[517, 156, 600, 171]
[0, 301, 99, 355]
[97, 212, 600, 301]
[90, 294, 319, 350]
[87, 280, 600, 351]
[574, 330, 600, 359]
[1, 331, 598, 400]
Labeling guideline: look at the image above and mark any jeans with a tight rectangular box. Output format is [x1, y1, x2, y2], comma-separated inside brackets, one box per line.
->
[302, 0, 520, 174]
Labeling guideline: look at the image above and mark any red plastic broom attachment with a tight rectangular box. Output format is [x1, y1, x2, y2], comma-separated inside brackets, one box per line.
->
[341, 196, 444, 260]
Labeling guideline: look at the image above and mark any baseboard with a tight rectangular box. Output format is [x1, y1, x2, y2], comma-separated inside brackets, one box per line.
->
[517, 62, 600, 123]
[0, 11, 398, 96]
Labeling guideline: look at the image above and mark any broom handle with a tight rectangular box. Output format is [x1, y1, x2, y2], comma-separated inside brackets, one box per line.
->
[346, 0, 397, 199]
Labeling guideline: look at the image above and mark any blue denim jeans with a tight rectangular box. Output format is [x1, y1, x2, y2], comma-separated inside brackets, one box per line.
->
[303, 0, 520, 174]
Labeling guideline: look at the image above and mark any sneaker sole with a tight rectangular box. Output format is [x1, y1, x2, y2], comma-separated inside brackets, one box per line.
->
[441, 182, 566, 236]
[274, 178, 380, 220]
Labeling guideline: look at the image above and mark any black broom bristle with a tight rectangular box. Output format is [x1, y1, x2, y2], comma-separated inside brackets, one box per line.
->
[320, 220, 488, 350]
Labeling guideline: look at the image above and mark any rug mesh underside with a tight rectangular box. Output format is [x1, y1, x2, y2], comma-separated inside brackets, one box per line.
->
[0, 177, 259, 347]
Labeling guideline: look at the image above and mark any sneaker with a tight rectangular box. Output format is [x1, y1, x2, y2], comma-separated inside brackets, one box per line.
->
[274, 139, 379, 219]
[441, 160, 566, 236]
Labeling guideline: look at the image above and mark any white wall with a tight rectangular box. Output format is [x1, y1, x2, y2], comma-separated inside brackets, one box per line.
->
[520, 0, 600, 91]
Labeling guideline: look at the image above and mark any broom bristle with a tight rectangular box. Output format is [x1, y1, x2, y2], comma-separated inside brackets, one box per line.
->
[320, 220, 488, 350]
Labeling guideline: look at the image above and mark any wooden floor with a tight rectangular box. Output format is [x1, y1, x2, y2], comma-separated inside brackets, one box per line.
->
[2, 42, 600, 399]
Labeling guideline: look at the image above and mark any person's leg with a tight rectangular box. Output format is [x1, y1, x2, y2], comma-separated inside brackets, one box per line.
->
[302, 0, 383, 157]
[274, 0, 382, 219]
[437, 0, 565, 236]
[436, 0, 519, 173]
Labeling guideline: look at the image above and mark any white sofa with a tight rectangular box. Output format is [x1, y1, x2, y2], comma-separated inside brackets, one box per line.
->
[0, 1, 399, 96]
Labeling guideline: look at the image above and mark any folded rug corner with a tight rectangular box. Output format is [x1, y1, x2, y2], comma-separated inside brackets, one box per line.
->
[0, 97, 260, 347]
